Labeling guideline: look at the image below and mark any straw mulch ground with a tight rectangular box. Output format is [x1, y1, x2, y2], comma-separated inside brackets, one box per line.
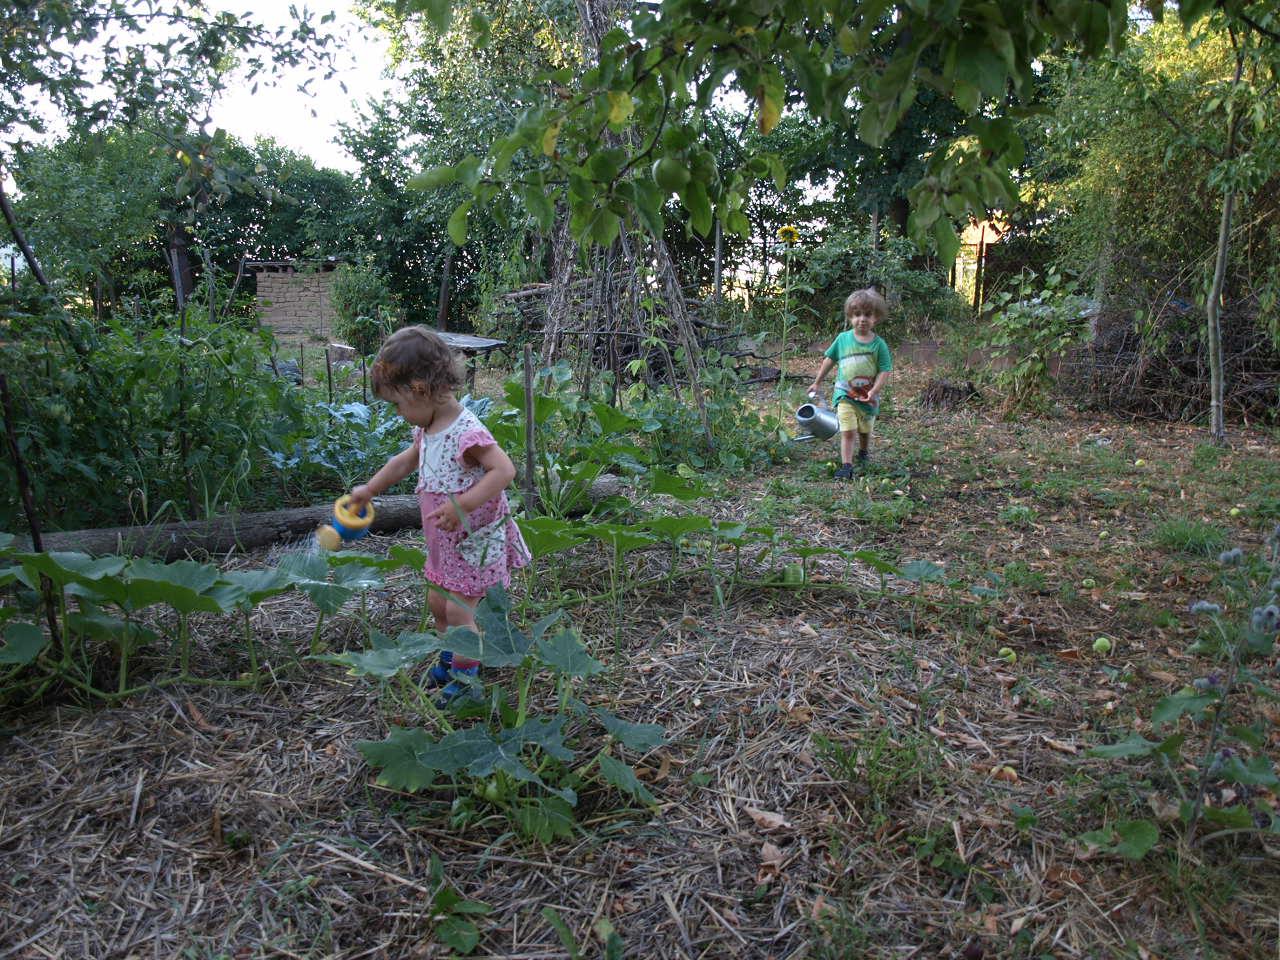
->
[2, 356, 1278, 959]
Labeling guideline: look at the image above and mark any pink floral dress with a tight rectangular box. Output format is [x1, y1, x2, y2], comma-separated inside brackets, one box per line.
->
[414, 408, 530, 597]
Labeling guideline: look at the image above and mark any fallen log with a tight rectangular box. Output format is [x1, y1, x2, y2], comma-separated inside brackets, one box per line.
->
[16, 475, 627, 561]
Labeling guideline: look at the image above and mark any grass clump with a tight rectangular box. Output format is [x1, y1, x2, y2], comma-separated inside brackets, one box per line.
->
[1152, 518, 1228, 556]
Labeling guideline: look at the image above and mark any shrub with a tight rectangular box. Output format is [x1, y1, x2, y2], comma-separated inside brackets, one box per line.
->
[0, 300, 306, 531]
[791, 231, 970, 342]
[330, 261, 398, 355]
[966, 268, 1091, 413]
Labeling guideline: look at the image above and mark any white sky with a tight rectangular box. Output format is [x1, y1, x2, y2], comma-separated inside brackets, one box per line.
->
[207, 1, 401, 172]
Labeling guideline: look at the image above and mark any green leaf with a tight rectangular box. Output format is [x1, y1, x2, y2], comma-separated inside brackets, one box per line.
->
[590, 401, 641, 436]
[900, 560, 945, 583]
[1081, 819, 1159, 859]
[523, 184, 554, 231]
[584, 523, 657, 554]
[1220, 755, 1279, 787]
[317, 631, 441, 678]
[435, 916, 479, 953]
[468, 586, 534, 667]
[279, 552, 356, 615]
[679, 180, 713, 237]
[1151, 692, 1217, 730]
[0, 622, 47, 665]
[388, 544, 429, 571]
[597, 753, 657, 806]
[849, 549, 900, 575]
[516, 516, 585, 558]
[220, 567, 294, 605]
[123, 558, 226, 613]
[407, 164, 460, 190]
[642, 516, 713, 540]
[1088, 733, 1159, 759]
[356, 727, 438, 792]
[594, 708, 666, 751]
[1202, 804, 1255, 829]
[587, 206, 621, 246]
[647, 468, 710, 500]
[21, 551, 126, 589]
[536, 629, 605, 677]
[407, 0, 454, 32]
[447, 200, 473, 246]
[1112, 819, 1159, 859]
[932, 217, 961, 267]
[542, 905, 583, 959]
[516, 797, 577, 843]
[66, 605, 160, 650]
[330, 561, 384, 591]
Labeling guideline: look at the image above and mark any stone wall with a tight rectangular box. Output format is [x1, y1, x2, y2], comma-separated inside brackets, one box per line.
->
[250, 262, 340, 343]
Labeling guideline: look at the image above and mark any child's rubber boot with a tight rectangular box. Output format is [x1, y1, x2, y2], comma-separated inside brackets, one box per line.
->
[424, 651, 454, 690]
[435, 665, 481, 709]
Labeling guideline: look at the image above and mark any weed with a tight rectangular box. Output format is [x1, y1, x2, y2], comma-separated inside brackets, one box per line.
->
[814, 724, 938, 817]
[1152, 518, 1227, 557]
[1191, 442, 1225, 470]
[1001, 561, 1047, 592]
[998, 503, 1038, 528]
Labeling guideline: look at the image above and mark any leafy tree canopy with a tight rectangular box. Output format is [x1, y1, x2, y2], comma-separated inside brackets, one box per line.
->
[405, 0, 1279, 263]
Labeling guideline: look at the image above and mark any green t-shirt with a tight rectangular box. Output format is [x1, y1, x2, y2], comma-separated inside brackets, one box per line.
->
[823, 331, 893, 412]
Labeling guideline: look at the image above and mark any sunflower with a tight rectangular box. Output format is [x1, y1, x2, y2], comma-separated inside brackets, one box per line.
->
[776, 225, 800, 244]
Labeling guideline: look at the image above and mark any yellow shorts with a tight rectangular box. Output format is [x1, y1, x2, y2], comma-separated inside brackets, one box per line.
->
[837, 398, 876, 434]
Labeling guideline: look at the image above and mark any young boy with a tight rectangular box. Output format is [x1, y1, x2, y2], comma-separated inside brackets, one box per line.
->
[808, 287, 894, 479]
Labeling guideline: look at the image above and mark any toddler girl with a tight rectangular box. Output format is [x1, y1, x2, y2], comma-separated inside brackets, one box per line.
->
[349, 326, 530, 705]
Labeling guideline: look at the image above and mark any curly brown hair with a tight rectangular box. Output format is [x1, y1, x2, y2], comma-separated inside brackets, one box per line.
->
[370, 326, 463, 400]
[843, 287, 887, 322]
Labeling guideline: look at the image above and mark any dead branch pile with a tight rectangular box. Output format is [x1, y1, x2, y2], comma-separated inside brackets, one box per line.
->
[1061, 258, 1280, 423]
[920, 377, 979, 410]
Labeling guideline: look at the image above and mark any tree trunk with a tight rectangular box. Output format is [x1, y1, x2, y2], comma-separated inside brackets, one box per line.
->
[713, 219, 723, 306]
[436, 247, 453, 331]
[1206, 60, 1244, 444]
[1206, 188, 1234, 443]
[18, 480, 625, 560]
[0, 170, 50, 288]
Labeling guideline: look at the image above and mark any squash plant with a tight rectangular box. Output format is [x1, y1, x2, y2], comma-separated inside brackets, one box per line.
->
[327, 585, 665, 842]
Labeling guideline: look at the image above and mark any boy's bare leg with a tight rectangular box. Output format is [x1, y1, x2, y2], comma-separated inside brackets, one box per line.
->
[840, 429, 856, 464]
[859, 431, 870, 454]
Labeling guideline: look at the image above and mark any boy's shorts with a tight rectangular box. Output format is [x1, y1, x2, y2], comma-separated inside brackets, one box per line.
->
[836, 398, 876, 434]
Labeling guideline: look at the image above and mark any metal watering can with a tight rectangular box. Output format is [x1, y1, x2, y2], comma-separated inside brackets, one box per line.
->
[795, 394, 840, 441]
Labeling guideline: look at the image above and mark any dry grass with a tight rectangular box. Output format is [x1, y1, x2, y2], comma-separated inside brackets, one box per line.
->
[2, 356, 1279, 959]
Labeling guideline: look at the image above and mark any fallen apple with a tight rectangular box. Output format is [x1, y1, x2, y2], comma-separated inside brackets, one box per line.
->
[1092, 636, 1112, 654]
[997, 647, 1017, 665]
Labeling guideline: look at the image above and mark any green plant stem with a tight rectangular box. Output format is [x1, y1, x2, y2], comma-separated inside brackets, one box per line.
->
[1185, 619, 1246, 847]
[310, 613, 325, 655]
[179, 613, 190, 676]
[241, 608, 260, 690]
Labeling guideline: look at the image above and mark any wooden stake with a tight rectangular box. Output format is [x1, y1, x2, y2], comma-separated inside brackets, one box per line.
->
[325, 348, 333, 404]
[522, 345, 537, 513]
[0, 372, 60, 649]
